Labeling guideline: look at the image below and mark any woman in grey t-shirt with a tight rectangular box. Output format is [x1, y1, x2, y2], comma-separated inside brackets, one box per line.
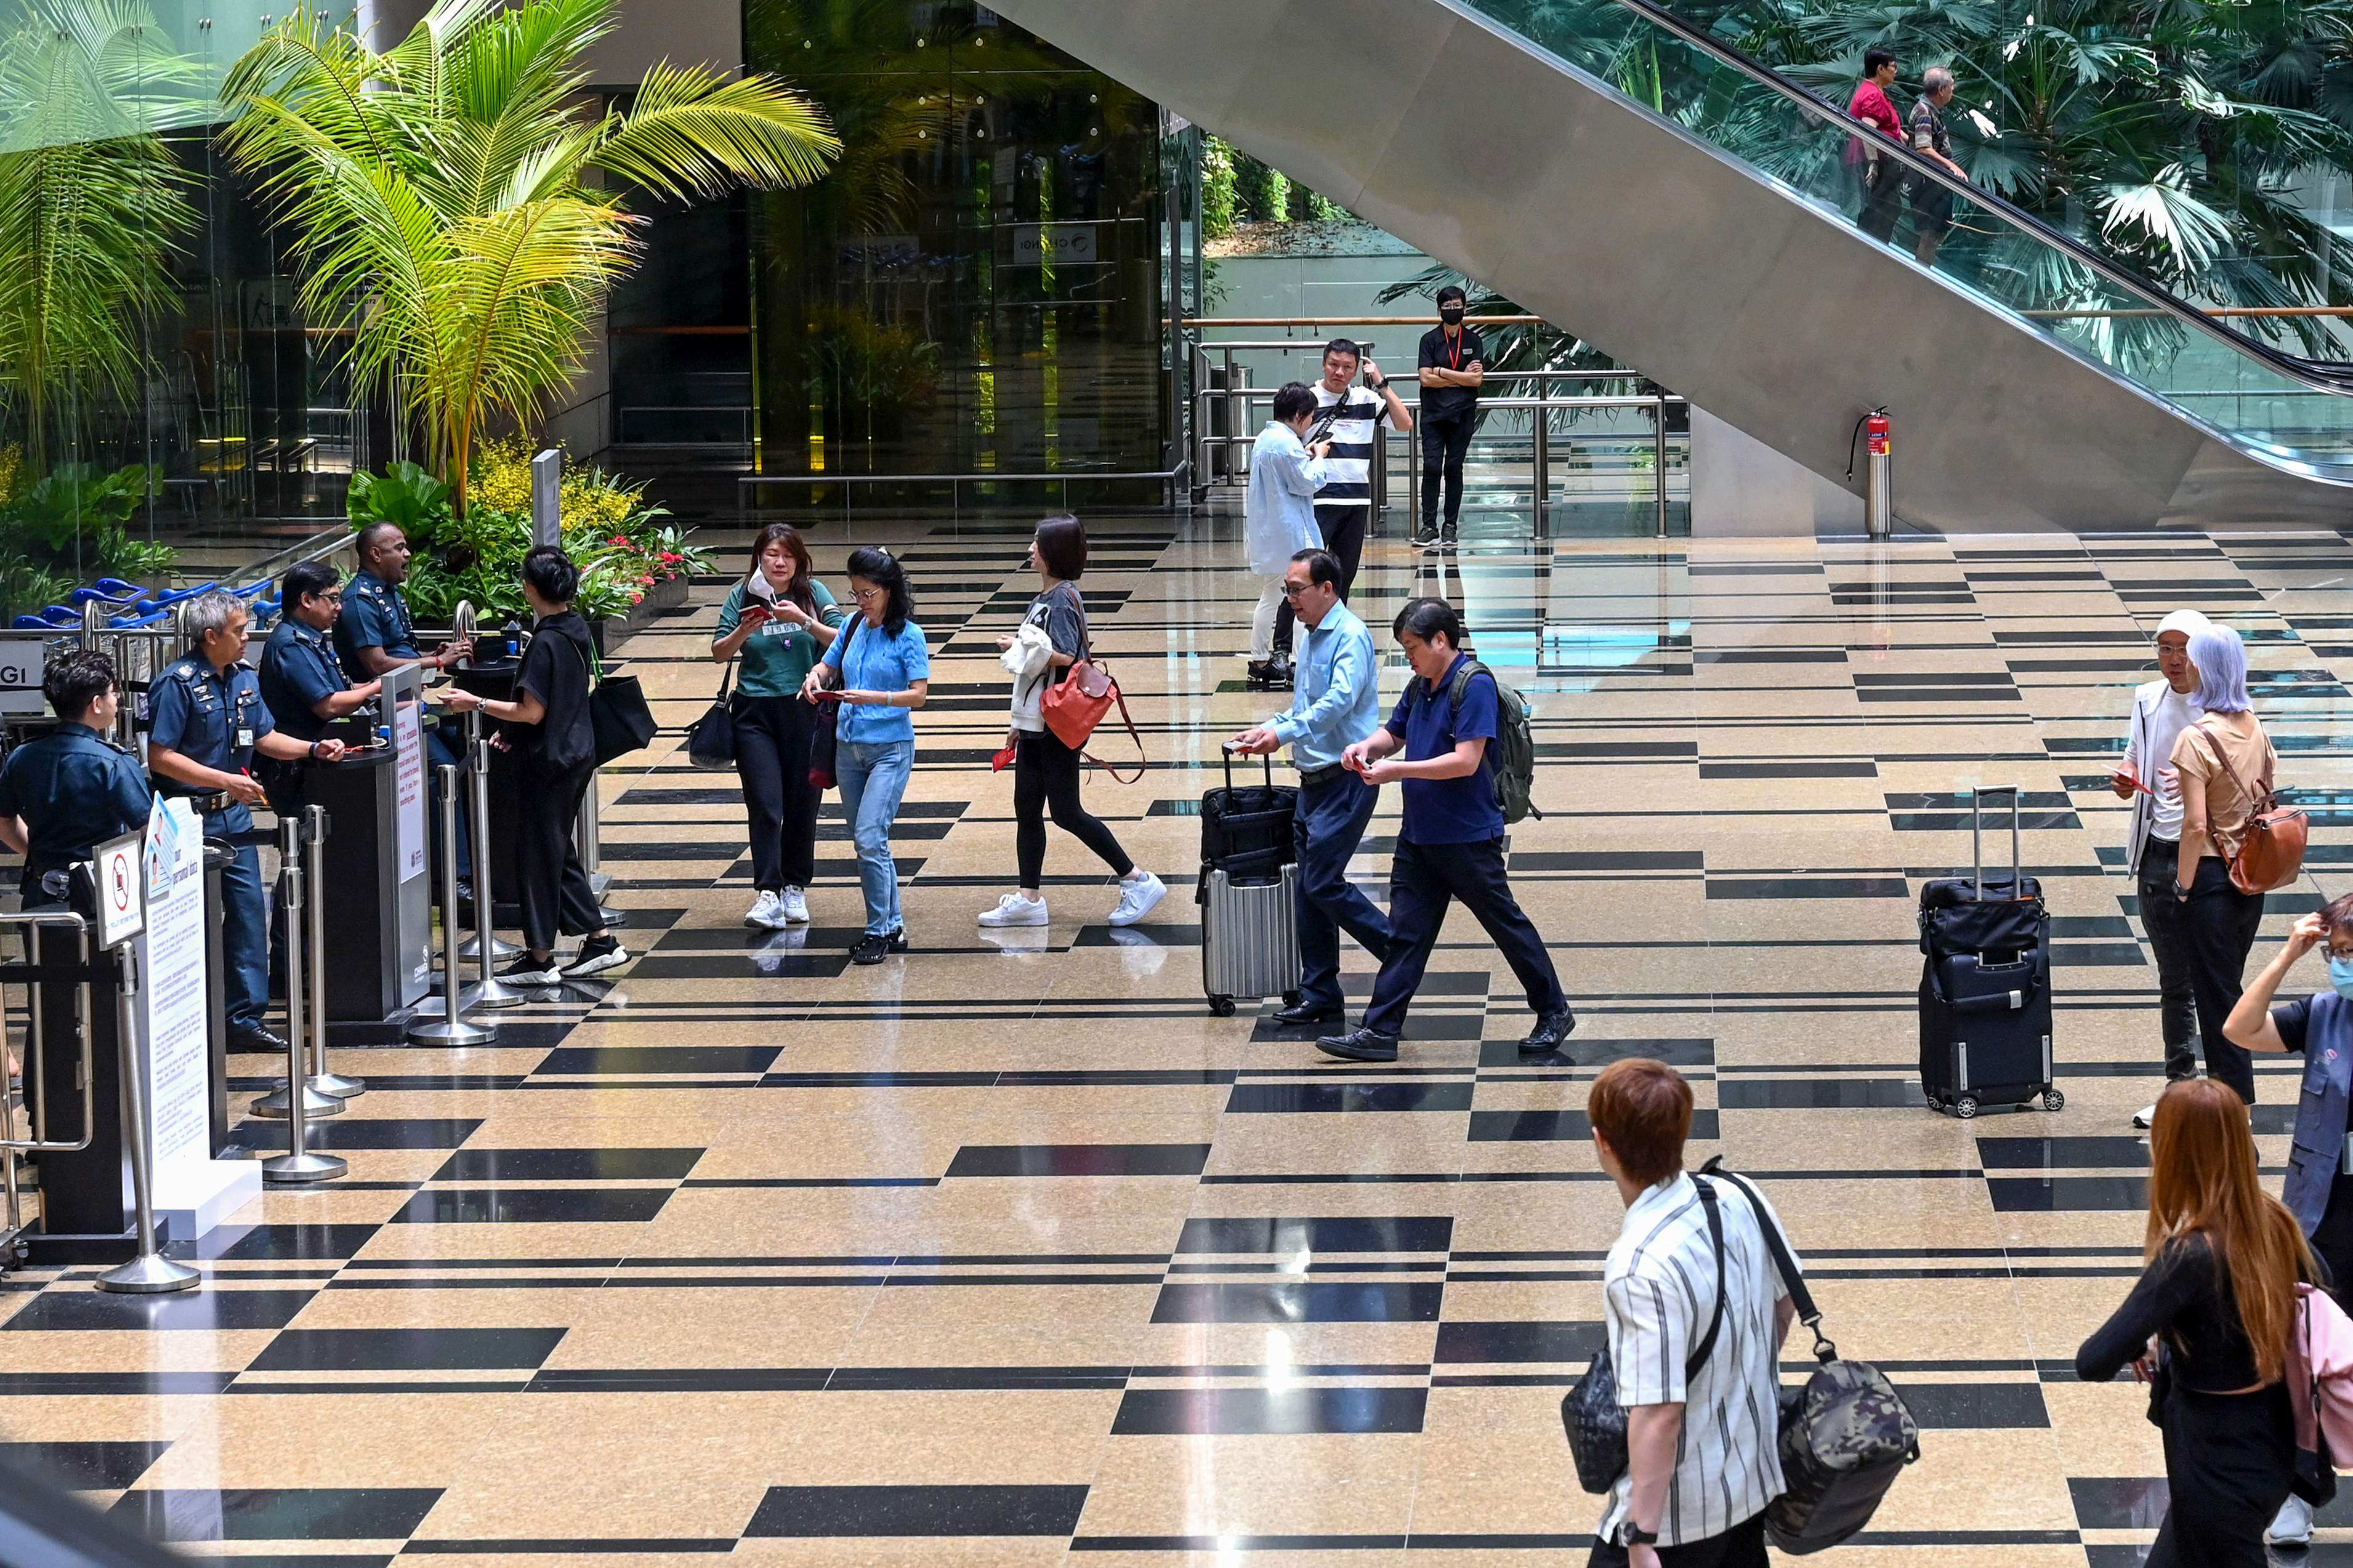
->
[980, 514, 1164, 930]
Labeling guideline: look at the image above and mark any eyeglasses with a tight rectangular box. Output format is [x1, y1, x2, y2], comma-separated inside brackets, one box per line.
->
[1280, 581, 1312, 598]
[852, 585, 887, 601]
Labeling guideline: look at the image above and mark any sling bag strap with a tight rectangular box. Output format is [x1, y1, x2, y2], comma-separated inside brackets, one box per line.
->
[1701, 1155, 1834, 1364]
[1686, 1178, 1730, 1375]
[2190, 716, 2278, 813]
[1080, 676, 1147, 785]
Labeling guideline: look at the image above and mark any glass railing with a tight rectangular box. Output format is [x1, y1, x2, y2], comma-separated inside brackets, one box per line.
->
[1462, 0, 2353, 475]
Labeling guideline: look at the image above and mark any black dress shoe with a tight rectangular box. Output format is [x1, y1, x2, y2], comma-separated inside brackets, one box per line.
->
[1272, 1000, 1344, 1028]
[229, 1023, 291, 1053]
[1521, 1007, 1578, 1054]
[1315, 1027, 1400, 1063]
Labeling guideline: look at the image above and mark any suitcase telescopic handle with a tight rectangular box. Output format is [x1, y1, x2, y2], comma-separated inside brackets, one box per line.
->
[1961, 785, 2022, 901]
[1219, 741, 1274, 791]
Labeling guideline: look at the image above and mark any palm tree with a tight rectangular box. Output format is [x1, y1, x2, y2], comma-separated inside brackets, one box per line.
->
[0, 0, 199, 473]
[220, 0, 840, 509]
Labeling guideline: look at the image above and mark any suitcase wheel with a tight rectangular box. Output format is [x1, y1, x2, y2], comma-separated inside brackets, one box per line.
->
[2042, 1089, 2065, 1112]
[1208, 996, 1237, 1018]
[1953, 1095, 1979, 1120]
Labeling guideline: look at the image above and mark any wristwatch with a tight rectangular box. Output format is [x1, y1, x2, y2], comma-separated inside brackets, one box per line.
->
[1620, 1523, 1660, 1548]
[1368, 374, 1388, 391]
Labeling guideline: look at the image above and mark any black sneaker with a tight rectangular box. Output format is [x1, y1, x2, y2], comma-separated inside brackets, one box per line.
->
[561, 936, 629, 978]
[885, 927, 911, 954]
[1521, 1007, 1578, 1055]
[1413, 526, 1440, 549]
[1440, 527, 1459, 551]
[1315, 1027, 1400, 1063]
[499, 954, 562, 986]
[850, 933, 892, 965]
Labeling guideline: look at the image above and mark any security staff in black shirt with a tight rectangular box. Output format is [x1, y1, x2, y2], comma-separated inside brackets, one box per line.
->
[259, 560, 383, 814]
[147, 590, 347, 1053]
[1415, 285, 1485, 550]
[0, 651, 151, 909]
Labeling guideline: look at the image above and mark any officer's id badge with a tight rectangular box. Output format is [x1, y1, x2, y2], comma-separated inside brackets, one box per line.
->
[235, 727, 254, 749]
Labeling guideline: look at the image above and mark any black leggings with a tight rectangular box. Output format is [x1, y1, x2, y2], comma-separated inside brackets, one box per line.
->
[734, 693, 821, 891]
[518, 761, 601, 954]
[1015, 728, 1132, 888]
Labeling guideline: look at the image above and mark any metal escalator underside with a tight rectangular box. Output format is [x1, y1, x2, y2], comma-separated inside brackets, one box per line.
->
[989, 0, 2353, 533]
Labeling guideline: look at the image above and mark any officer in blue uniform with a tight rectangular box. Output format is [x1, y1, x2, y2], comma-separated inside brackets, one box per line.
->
[0, 651, 151, 909]
[259, 559, 383, 814]
[336, 521, 473, 885]
[147, 590, 346, 1053]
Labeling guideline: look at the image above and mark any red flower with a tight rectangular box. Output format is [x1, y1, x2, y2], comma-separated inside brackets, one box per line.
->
[610, 534, 629, 545]
[629, 591, 644, 605]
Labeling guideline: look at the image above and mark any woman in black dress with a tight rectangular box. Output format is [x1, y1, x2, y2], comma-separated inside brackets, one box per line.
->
[438, 547, 626, 986]
[2076, 1077, 2315, 1567]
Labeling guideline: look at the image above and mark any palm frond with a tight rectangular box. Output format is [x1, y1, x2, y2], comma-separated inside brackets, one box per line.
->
[591, 63, 839, 201]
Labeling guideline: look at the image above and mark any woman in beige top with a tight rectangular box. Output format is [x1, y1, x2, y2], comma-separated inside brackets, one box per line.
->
[2165, 623, 2277, 1106]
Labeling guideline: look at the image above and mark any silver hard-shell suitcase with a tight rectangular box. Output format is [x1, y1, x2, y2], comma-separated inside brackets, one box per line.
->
[1203, 862, 1302, 1017]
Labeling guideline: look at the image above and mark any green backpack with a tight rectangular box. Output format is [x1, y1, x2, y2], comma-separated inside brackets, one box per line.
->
[1423, 659, 1541, 824]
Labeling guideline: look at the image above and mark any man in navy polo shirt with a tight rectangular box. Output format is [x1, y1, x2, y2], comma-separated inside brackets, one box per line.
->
[1319, 597, 1573, 1063]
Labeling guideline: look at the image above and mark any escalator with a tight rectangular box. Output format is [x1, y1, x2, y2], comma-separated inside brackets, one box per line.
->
[990, 0, 2353, 531]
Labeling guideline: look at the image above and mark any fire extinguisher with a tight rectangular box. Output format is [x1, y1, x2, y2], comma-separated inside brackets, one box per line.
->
[1847, 406, 1894, 539]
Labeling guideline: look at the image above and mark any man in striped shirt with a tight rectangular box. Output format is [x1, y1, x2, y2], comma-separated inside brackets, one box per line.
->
[1588, 1058, 1798, 1568]
[1307, 337, 1413, 601]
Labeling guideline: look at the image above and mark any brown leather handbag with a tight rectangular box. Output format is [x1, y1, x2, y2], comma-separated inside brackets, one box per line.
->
[2195, 719, 2307, 893]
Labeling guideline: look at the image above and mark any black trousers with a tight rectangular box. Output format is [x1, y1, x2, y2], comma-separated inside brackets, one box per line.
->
[2177, 854, 2266, 1103]
[2136, 838, 2201, 1081]
[1364, 836, 1565, 1036]
[2148, 1381, 2293, 1568]
[1015, 728, 1132, 888]
[1588, 1512, 1767, 1568]
[1857, 160, 1905, 241]
[517, 760, 601, 954]
[1293, 771, 1391, 1013]
[735, 693, 822, 891]
[1420, 411, 1475, 532]
[1272, 597, 1296, 658]
[1315, 504, 1368, 600]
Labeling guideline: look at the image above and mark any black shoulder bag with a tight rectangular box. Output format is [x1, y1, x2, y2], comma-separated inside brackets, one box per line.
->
[687, 659, 737, 770]
[1562, 1179, 1727, 1494]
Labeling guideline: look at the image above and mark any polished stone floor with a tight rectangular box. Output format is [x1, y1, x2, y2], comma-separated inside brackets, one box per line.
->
[8, 505, 2353, 1564]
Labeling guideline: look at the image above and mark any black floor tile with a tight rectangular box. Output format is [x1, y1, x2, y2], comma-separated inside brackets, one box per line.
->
[108, 1487, 444, 1541]
[944, 1144, 1211, 1178]
[1174, 1216, 1454, 1255]
[1434, 1320, 1604, 1363]
[0, 1439, 172, 1490]
[1110, 1385, 1428, 1435]
[395, 1188, 675, 1223]
[430, 1148, 704, 1181]
[230, 1119, 483, 1151]
[745, 1484, 1090, 1537]
[1974, 1137, 2146, 1171]
[1150, 1281, 1445, 1323]
[185, 1224, 382, 1261]
[1469, 1109, 1719, 1142]
[1224, 1082, 1474, 1114]
[1717, 1079, 1928, 1110]
[249, 1327, 568, 1372]
[3, 1290, 314, 1333]
[535, 1046, 780, 1075]
[1899, 1382, 2049, 1428]
[1987, 1176, 2148, 1212]
[626, 953, 852, 980]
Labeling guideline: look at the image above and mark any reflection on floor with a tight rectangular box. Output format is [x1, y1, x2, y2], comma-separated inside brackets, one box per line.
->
[9, 505, 2353, 1564]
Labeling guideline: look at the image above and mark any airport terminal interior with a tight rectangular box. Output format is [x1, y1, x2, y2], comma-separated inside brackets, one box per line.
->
[14, 0, 2353, 1560]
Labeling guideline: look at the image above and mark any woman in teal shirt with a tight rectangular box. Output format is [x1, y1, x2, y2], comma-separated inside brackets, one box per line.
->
[803, 546, 929, 963]
[712, 523, 844, 929]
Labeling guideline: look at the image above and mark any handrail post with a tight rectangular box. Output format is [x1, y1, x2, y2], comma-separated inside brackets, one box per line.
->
[1533, 385, 1549, 534]
[464, 708, 523, 1003]
[406, 765, 496, 1046]
[305, 804, 363, 1096]
[263, 816, 344, 1185]
[1655, 384, 1671, 539]
[94, 941, 200, 1293]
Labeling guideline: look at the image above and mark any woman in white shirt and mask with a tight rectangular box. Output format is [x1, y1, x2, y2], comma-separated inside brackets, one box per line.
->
[2115, 608, 2208, 1128]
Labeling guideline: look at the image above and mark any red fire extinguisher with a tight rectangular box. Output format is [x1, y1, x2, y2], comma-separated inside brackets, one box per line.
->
[1865, 410, 1891, 458]
[1847, 406, 1894, 539]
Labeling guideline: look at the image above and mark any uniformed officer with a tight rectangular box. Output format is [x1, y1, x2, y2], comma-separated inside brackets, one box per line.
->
[336, 521, 474, 887]
[147, 590, 346, 1053]
[259, 559, 384, 814]
[0, 651, 151, 909]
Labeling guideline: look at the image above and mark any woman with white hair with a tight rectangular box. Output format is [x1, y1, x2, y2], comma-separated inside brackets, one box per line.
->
[2167, 622, 2278, 1106]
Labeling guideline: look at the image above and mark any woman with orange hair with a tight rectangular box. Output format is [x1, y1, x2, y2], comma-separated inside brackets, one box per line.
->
[2076, 1077, 2314, 1566]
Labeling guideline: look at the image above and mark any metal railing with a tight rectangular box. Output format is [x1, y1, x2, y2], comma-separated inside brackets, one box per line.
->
[739, 465, 1193, 521]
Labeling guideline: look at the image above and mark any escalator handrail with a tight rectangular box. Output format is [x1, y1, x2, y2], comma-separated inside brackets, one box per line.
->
[1454, 0, 2353, 398]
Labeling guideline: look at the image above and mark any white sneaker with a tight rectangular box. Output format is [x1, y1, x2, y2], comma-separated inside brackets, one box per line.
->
[779, 886, 810, 924]
[2267, 1494, 2314, 1546]
[745, 890, 786, 930]
[2133, 1103, 2157, 1130]
[1108, 870, 1167, 927]
[979, 893, 1049, 928]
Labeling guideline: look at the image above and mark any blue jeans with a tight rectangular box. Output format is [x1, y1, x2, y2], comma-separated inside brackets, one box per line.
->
[1294, 771, 1391, 1012]
[206, 807, 269, 1032]
[836, 738, 912, 936]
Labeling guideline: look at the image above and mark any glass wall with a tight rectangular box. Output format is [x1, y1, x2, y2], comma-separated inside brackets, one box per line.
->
[745, 0, 1179, 499]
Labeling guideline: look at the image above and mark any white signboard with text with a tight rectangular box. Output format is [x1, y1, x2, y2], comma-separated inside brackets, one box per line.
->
[0, 631, 47, 717]
[394, 698, 426, 882]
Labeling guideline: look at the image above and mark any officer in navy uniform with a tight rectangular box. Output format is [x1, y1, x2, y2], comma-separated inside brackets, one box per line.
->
[259, 559, 383, 816]
[147, 590, 346, 1053]
[335, 521, 473, 887]
[0, 650, 151, 910]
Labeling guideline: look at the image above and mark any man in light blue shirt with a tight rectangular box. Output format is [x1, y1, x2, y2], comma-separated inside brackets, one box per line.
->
[1232, 547, 1392, 1027]
[1245, 382, 1332, 690]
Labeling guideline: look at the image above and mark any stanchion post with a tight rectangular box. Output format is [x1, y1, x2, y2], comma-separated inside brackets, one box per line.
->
[1655, 385, 1671, 539]
[247, 819, 341, 1122]
[94, 945, 199, 1293]
[463, 709, 523, 1007]
[304, 804, 362, 1096]
[406, 765, 496, 1047]
[264, 820, 344, 1185]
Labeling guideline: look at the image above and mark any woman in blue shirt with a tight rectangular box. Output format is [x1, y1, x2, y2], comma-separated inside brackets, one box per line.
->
[803, 546, 929, 963]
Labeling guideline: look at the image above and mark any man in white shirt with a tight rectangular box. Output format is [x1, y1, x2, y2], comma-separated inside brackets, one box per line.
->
[2116, 608, 2211, 1128]
[1306, 337, 1412, 600]
[1589, 1058, 1796, 1568]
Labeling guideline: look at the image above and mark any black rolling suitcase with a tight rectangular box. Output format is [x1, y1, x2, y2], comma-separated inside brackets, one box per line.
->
[1198, 747, 1301, 1016]
[1918, 786, 2062, 1119]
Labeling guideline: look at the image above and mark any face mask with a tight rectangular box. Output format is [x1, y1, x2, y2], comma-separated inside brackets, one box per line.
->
[2331, 955, 2353, 999]
[1439, 306, 1465, 326]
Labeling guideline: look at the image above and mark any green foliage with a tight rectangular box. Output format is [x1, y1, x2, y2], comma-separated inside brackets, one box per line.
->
[1201, 136, 1239, 238]
[347, 460, 454, 537]
[0, 461, 177, 606]
[0, 558, 76, 619]
[1299, 188, 1343, 222]
[1233, 153, 1290, 223]
[807, 306, 942, 407]
[220, 0, 841, 510]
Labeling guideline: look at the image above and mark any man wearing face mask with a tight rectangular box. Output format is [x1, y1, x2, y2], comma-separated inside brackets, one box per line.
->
[2224, 892, 2353, 1549]
[1415, 285, 1485, 551]
[2116, 608, 2210, 1128]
